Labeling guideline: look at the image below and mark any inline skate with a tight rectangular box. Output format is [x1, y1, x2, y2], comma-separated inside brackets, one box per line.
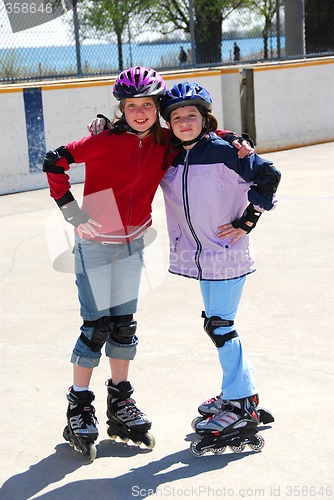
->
[191, 392, 274, 430]
[63, 387, 98, 461]
[106, 379, 155, 449]
[190, 396, 265, 456]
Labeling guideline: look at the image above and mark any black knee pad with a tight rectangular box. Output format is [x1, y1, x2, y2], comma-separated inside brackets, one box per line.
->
[80, 316, 111, 353]
[201, 311, 238, 348]
[110, 315, 137, 345]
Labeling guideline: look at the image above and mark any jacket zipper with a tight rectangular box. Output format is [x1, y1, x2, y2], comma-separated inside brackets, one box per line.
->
[126, 137, 144, 231]
[182, 150, 203, 279]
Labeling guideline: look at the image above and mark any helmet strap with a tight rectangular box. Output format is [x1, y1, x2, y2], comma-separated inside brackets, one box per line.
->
[181, 132, 205, 146]
[181, 122, 208, 147]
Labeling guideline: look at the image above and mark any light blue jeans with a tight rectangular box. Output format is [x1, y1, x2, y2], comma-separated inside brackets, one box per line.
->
[71, 235, 144, 368]
[200, 276, 257, 400]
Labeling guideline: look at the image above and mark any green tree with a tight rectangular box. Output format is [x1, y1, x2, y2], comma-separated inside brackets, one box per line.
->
[194, 1, 248, 64]
[77, 0, 153, 70]
[305, 0, 334, 54]
[146, 0, 250, 64]
[248, 0, 280, 59]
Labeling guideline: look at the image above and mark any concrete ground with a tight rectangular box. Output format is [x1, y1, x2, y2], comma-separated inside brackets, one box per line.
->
[1, 142, 333, 500]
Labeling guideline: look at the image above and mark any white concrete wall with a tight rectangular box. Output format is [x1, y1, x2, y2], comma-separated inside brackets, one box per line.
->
[0, 79, 118, 195]
[1, 89, 30, 192]
[0, 57, 333, 194]
[252, 59, 334, 152]
[219, 68, 243, 134]
[42, 80, 116, 146]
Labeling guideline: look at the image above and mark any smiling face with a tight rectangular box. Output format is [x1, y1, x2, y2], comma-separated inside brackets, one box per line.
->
[122, 97, 158, 135]
[168, 105, 205, 146]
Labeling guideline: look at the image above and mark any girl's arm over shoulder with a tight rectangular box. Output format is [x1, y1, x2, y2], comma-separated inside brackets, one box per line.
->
[216, 129, 254, 158]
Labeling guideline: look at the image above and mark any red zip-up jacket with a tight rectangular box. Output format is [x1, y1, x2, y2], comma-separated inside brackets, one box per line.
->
[46, 129, 176, 242]
[46, 128, 236, 243]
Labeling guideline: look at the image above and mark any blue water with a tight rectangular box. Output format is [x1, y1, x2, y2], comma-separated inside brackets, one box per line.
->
[0, 36, 285, 75]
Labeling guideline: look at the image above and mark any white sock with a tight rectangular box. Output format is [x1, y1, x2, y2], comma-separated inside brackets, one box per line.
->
[72, 384, 89, 392]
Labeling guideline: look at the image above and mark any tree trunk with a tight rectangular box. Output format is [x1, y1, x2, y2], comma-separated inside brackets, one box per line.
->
[194, 8, 222, 64]
[262, 16, 272, 60]
[305, 0, 334, 54]
[116, 31, 123, 71]
[263, 33, 268, 59]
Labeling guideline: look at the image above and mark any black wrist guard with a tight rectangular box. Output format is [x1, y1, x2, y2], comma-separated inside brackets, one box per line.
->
[60, 201, 90, 227]
[97, 114, 111, 130]
[55, 192, 89, 227]
[231, 204, 261, 233]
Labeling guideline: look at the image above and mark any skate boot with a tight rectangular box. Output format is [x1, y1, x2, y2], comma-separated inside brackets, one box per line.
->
[190, 396, 265, 456]
[191, 392, 274, 430]
[106, 379, 155, 449]
[63, 387, 98, 461]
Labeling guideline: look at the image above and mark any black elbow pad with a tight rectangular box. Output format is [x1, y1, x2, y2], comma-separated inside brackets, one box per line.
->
[43, 146, 75, 173]
[256, 164, 281, 194]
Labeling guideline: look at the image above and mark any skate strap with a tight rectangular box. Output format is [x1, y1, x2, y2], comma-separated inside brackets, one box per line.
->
[81, 317, 111, 352]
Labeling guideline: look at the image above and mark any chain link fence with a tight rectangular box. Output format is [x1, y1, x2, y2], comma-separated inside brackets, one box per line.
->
[0, 0, 333, 84]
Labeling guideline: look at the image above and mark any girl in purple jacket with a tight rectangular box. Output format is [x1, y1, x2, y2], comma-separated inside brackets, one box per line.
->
[160, 82, 281, 455]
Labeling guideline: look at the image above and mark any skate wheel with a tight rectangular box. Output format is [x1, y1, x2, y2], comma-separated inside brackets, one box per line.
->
[63, 426, 70, 442]
[211, 446, 226, 455]
[190, 440, 206, 457]
[230, 443, 246, 453]
[88, 443, 97, 461]
[121, 437, 129, 444]
[249, 434, 265, 452]
[191, 416, 204, 431]
[107, 427, 119, 441]
[143, 431, 156, 450]
[108, 434, 118, 441]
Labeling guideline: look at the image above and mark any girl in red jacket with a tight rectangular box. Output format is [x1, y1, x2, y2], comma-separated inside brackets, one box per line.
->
[44, 66, 171, 458]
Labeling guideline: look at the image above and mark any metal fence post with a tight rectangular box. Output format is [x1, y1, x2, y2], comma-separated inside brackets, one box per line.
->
[276, 0, 281, 59]
[241, 68, 256, 144]
[284, 0, 305, 58]
[72, 0, 82, 77]
[189, 0, 196, 66]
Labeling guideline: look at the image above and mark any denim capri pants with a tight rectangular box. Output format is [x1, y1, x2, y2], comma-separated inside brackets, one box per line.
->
[71, 235, 144, 368]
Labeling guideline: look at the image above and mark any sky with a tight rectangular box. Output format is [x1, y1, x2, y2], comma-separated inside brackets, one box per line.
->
[0, 3, 258, 50]
[0, 2, 73, 48]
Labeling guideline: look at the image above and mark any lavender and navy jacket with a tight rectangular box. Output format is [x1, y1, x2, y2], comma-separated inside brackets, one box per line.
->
[160, 133, 280, 281]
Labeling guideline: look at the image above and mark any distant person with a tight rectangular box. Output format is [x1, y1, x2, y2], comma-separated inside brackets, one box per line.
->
[179, 46, 187, 66]
[233, 41, 241, 62]
[187, 48, 192, 64]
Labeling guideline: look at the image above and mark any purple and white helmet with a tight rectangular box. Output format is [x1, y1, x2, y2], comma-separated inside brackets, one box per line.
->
[113, 66, 166, 101]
